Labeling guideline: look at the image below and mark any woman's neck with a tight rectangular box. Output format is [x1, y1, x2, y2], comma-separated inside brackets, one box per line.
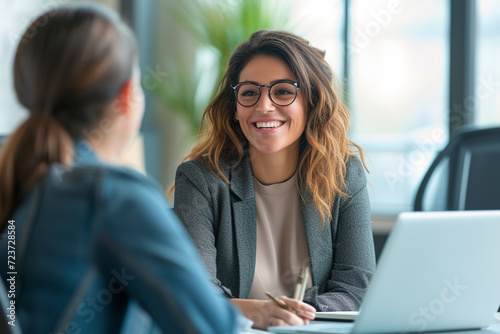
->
[249, 146, 299, 185]
[87, 137, 122, 164]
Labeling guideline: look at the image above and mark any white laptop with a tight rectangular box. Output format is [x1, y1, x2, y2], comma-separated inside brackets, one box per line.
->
[269, 210, 500, 334]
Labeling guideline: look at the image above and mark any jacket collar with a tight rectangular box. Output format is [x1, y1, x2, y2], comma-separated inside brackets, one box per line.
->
[73, 140, 101, 167]
[228, 151, 255, 201]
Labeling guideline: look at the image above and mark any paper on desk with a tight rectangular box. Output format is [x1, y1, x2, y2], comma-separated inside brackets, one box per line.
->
[239, 315, 272, 333]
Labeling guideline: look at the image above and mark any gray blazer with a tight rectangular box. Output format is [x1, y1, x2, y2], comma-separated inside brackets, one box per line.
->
[173, 152, 376, 311]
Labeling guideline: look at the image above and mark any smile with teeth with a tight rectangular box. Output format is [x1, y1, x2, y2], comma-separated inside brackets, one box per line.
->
[254, 121, 284, 129]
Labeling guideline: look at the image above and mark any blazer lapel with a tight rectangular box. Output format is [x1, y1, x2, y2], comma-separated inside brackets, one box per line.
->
[300, 183, 333, 288]
[230, 154, 257, 298]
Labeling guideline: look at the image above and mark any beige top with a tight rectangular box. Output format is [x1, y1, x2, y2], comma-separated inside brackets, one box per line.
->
[248, 171, 313, 300]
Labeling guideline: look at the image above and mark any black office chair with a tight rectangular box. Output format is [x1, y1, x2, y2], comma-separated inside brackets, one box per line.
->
[414, 125, 500, 211]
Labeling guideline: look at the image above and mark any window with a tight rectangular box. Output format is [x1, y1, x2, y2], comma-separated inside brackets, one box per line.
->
[292, 0, 344, 75]
[277, 1, 453, 215]
[477, 0, 500, 126]
[349, 0, 449, 215]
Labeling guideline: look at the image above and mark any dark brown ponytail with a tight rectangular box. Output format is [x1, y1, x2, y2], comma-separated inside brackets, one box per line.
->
[0, 113, 72, 225]
[0, 4, 137, 230]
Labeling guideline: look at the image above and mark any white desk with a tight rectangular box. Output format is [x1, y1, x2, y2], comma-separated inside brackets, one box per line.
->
[251, 313, 500, 334]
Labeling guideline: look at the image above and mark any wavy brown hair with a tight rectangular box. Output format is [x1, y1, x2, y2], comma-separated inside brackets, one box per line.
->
[171, 30, 366, 225]
[0, 4, 137, 230]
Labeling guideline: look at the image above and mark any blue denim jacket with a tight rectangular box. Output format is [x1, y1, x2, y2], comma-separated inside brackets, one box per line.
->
[0, 142, 240, 334]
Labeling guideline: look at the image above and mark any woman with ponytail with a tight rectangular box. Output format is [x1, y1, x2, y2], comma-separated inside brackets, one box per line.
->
[0, 4, 239, 333]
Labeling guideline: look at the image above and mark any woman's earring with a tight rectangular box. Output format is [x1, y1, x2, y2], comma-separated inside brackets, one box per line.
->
[233, 114, 239, 122]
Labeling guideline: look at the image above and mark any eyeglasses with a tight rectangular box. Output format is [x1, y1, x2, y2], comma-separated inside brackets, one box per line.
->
[232, 81, 301, 107]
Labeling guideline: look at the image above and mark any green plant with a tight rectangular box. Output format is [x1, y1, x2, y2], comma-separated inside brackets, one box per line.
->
[153, 0, 295, 135]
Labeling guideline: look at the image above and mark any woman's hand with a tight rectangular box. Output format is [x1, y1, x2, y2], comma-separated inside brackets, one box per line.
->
[231, 297, 316, 329]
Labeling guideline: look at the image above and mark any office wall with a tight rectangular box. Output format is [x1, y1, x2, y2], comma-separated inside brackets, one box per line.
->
[0, 1, 34, 134]
[0, 0, 118, 135]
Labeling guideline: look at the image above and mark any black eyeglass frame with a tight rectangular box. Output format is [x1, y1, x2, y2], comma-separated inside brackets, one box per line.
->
[231, 81, 301, 107]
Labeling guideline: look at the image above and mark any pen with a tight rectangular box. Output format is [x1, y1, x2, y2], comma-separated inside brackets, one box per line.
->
[264, 291, 316, 320]
[264, 267, 309, 314]
[293, 266, 309, 301]
[265, 291, 297, 314]
[264, 267, 311, 317]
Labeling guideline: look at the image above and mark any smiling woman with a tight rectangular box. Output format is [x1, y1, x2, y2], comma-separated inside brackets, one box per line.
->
[170, 30, 376, 330]
[234, 55, 307, 182]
